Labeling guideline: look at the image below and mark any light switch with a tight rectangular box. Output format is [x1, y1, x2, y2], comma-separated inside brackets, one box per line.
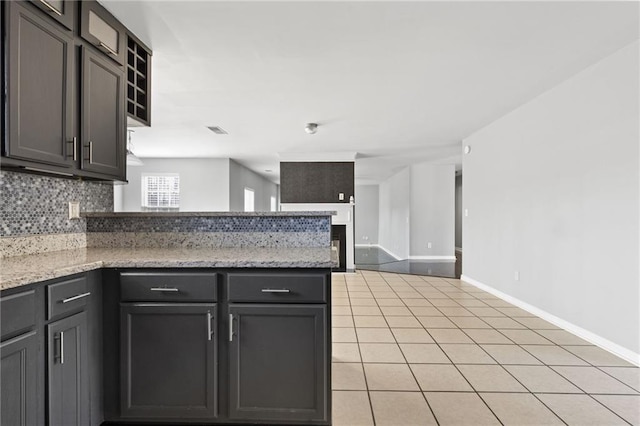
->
[339, 193, 344, 201]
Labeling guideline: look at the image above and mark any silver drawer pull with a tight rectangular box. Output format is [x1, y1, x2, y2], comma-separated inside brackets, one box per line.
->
[229, 314, 234, 342]
[149, 287, 179, 292]
[39, 0, 62, 16]
[60, 331, 64, 364]
[207, 311, 213, 341]
[61, 292, 91, 304]
[99, 42, 118, 57]
[261, 288, 291, 293]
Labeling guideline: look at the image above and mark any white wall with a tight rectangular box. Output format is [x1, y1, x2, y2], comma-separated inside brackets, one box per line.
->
[229, 160, 278, 212]
[119, 158, 230, 211]
[378, 167, 411, 260]
[355, 185, 379, 245]
[410, 164, 455, 259]
[463, 41, 639, 359]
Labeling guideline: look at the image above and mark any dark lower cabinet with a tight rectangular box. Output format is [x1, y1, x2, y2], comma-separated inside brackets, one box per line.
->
[120, 304, 218, 419]
[48, 311, 90, 426]
[0, 331, 38, 426]
[228, 304, 328, 423]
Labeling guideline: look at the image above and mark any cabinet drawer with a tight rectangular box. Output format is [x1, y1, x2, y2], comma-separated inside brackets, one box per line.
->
[47, 276, 90, 320]
[227, 273, 327, 303]
[80, 0, 126, 65]
[120, 272, 217, 302]
[1, 290, 36, 340]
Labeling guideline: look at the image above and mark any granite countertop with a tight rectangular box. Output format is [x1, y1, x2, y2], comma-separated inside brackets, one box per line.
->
[0, 247, 337, 291]
[82, 211, 337, 218]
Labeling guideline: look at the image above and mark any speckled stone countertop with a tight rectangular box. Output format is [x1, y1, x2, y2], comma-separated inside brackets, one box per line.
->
[82, 211, 336, 217]
[0, 247, 337, 291]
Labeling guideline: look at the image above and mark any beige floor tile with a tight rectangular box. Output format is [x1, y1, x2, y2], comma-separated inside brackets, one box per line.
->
[480, 393, 564, 425]
[466, 307, 505, 317]
[350, 298, 378, 306]
[522, 345, 589, 366]
[418, 316, 457, 328]
[391, 328, 434, 343]
[332, 298, 351, 306]
[370, 391, 437, 425]
[504, 365, 582, 393]
[333, 315, 355, 328]
[463, 329, 513, 344]
[364, 363, 419, 391]
[481, 344, 542, 365]
[332, 363, 367, 390]
[332, 391, 374, 426]
[332, 327, 357, 343]
[380, 306, 412, 316]
[356, 327, 395, 343]
[456, 299, 490, 308]
[449, 317, 492, 329]
[411, 364, 473, 391]
[359, 343, 406, 363]
[457, 365, 527, 392]
[351, 306, 383, 316]
[371, 291, 398, 299]
[427, 328, 474, 344]
[438, 306, 474, 317]
[404, 298, 436, 307]
[400, 343, 451, 364]
[537, 394, 628, 425]
[332, 306, 352, 315]
[425, 392, 501, 425]
[563, 345, 635, 367]
[353, 315, 387, 328]
[409, 306, 442, 316]
[332, 343, 362, 363]
[514, 317, 560, 329]
[534, 329, 591, 345]
[430, 299, 461, 307]
[333, 291, 349, 298]
[498, 329, 553, 345]
[481, 317, 527, 329]
[349, 293, 374, 300]
[601, 367, 640, 392]
[375, 298, 404, 306]
[385, 316, 422, 328]
[593, 395, 640, 426]
[552, 366, 639, 394]
[440, 344, 496, 365]
[496, 307, 535, 317]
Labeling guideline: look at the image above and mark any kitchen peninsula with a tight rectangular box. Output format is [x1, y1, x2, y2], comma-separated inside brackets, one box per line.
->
[1, 211, 335, 426]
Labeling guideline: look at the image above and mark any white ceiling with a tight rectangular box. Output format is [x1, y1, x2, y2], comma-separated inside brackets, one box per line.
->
[104, 1, 639, 184]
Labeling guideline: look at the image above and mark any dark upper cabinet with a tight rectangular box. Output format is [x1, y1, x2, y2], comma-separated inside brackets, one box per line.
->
[280, 161, 355, 203]
[79, 0, 126, 66]
[48, 311, 90, 426]
[120, 304, 218, 419]
[81, 47, 126, 179]
[228, 304, 328, 423]
[126, 32, 152, 127]
[4, 1, 75, 168]
[27, 0, 75, 31]
[1, 331, 39, 426]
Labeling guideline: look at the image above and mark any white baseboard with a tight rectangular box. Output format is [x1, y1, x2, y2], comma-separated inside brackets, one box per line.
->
[376, 245, 404, 261]
[408, 255, 457, 261]
[355, 243, 379, 248]
[461, 274, 640, 366]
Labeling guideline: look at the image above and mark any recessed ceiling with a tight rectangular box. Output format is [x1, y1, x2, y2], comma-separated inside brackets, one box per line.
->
[103, 1, 639, 184]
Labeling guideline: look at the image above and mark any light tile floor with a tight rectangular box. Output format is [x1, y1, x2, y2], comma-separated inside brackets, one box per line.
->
[331, 271, 640, 426]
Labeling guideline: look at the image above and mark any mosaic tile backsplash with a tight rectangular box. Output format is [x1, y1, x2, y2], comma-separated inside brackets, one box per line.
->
[0, 171, 114, 237]
[85, 215, 331, 234]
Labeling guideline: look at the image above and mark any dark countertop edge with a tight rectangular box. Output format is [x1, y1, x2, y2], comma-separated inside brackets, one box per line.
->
[82, 211, 337, 218]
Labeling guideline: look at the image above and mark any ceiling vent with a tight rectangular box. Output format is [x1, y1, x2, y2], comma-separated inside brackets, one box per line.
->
[207, 126, 228, 135]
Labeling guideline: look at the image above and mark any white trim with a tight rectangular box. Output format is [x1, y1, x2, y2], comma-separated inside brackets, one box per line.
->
[461, 274, 640, 366]
[408, 255, 457, 261]
[355, 243, 379, 248]
[376, 245, 404, 261]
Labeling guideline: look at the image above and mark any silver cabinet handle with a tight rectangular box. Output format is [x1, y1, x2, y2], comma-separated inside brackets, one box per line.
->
[66, 137, 77, 161]
[88, 141, 93, 164]
[59, 331, 65, 364]
[99, 42, 118, 57]
[149, 287, 179, 292]
[61, 292, 91, 304]
[229, 314, 234, 342]
[207, 311, 213, 341]
[39, 0, 62, 16]
[261, 288, 290, 293]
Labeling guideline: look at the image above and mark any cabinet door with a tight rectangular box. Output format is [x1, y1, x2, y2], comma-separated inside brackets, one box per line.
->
[79, 0, 125, 65]
[5, 2, 75, 167]
[120, 304, 218, 419]
[48, 311, 90, 426]
[1, 331, 39, 426]
[27, 0, 75, 31]
[81, 47, 126, 179]
[228, 304, 328, 423]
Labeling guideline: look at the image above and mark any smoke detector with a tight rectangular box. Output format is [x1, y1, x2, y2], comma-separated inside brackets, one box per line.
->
[304, 123, 318, 134]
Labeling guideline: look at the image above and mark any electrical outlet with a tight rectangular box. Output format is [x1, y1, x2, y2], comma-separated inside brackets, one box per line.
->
[427, 242, 432, 249]
[338, 193, 344, 201]
[514, 271, 520, 281]
[68, 201, 80, 219]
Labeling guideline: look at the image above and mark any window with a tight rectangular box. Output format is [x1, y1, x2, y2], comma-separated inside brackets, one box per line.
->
[244, 187, 255, 212]
[141, 174, 180, 211]
[270, 196, 277, 212]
